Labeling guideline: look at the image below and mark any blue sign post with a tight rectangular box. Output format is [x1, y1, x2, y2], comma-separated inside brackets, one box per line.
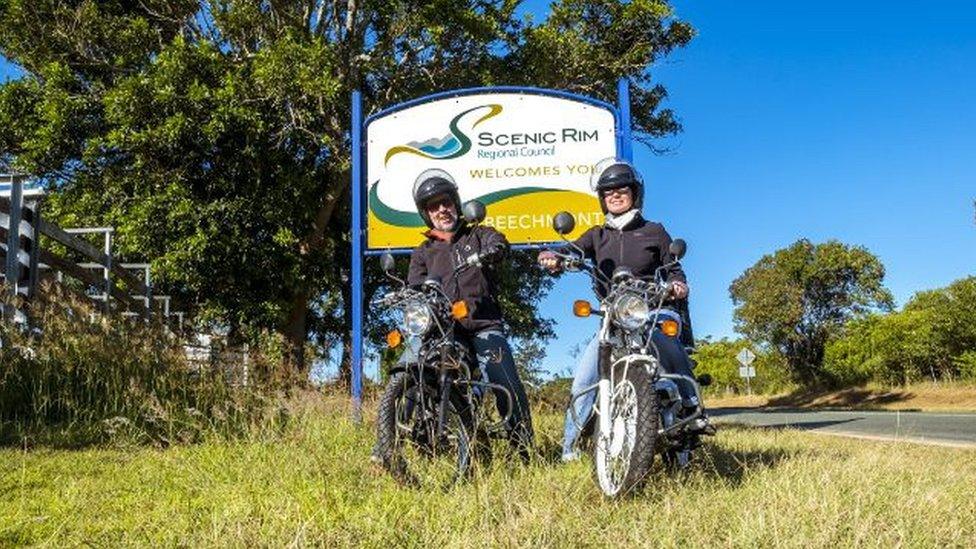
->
[350, 90, 364, 420]
[347, 78, 634, 417]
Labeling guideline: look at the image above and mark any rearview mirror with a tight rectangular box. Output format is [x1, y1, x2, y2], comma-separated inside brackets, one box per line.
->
[552, 212, 575, 235]
[462, 200, 486, 224]
[669, 239, 687, 260]
[380, 253, 396, 273]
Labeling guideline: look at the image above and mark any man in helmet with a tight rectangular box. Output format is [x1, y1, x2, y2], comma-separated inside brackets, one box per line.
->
[394, 169, 534, 456]
[537, 159, 707, 462]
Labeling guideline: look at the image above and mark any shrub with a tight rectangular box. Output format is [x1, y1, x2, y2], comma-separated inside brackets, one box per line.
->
[0, 284, 293, 447]
[954, 351, 976, 382]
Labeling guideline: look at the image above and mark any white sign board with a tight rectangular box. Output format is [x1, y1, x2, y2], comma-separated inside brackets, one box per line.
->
[738, 366, 756, 378]
[365, 92, 618, 249]
[736, 348, 756, 367]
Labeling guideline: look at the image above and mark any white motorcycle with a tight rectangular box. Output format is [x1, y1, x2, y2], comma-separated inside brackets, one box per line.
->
[549, 212, 714, 497]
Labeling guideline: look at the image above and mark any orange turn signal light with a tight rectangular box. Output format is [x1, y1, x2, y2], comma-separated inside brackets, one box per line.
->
[452, 300, 469, 320]
[661, 320, 680, 338]
[386, 329, 402, 348]
[573, 300, 592, 317]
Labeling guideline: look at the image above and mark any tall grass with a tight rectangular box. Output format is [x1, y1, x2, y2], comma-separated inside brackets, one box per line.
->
[2, 397, 974, 546]
[0, 284, 292, 447]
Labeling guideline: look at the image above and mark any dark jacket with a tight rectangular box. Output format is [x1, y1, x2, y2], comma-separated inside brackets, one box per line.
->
[408, 222, 508, 333]
[573, 212, 686, 296]
[573, 212, 694, 345]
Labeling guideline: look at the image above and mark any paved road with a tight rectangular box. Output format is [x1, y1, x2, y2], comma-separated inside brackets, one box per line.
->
[712, 408, 976, 448]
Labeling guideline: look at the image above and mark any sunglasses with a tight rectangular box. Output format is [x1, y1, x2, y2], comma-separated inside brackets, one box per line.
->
[604, 187, 632, 197]
[425, 196, 456, 211]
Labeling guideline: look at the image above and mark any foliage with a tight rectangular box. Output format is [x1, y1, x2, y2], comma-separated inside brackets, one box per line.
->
[511, 335, 547, 388]
[0, 284, 291, 447]
[0, 1, 695, 373]
[823, 276, 976, 385]
[954, 351, 976, 382]
[729, 239, 894, 385]
[904, 276, 976, 366]
[823, 310, 942, 386]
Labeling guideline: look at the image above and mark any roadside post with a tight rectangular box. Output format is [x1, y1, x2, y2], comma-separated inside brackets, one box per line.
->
[1, 174, 46, 325]
[737, 347, 757, 395]
[349, 79, 634, 417]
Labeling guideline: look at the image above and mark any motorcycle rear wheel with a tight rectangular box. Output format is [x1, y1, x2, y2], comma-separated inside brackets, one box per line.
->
[592, 363, 659, 497]
[376, 371, 473, 490]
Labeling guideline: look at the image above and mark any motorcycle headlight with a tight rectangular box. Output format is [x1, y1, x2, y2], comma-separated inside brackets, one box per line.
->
[402, 301, 432, 336]
[612, 293, 650, 331]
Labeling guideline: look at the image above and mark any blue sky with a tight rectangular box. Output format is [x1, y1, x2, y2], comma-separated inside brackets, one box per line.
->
[533, 0, 976, 376]
[3, 2, 975, 379]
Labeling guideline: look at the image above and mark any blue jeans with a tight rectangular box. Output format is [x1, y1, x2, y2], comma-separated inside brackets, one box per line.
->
[468, 330, 534, 450]
[562, 331, 695, 458]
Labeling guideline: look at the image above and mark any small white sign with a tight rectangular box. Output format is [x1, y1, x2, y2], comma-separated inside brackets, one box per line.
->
[736, 348, 756, 367]
[739, 366, 756, 378]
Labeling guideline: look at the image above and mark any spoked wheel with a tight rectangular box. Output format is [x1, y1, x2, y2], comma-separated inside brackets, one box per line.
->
[592, 364, 659, 497]
[376, 372, 473, 490]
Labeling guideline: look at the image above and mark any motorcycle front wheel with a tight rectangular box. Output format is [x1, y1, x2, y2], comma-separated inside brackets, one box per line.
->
[375, 371, 473, 490]
[592, 363, 659, 497]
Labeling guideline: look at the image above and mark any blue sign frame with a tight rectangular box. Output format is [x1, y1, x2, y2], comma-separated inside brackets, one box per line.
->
[348, 80, 633, 414]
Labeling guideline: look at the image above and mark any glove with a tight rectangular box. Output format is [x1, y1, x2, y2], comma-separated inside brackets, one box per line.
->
[537, 250, 561, 272]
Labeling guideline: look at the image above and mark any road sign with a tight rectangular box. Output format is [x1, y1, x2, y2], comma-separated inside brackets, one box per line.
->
[736, 348, 756, 367]
[736, 347, 757, 395]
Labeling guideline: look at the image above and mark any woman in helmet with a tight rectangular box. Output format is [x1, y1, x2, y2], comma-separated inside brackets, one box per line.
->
[402, 169, 534, 456]
[537, 159, 706, 461]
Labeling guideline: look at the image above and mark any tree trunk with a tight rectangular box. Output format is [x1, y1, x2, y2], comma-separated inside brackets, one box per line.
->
[282, 286, 313, 373]
[336, 239, 353, 386]
[339, 330, 352, 386]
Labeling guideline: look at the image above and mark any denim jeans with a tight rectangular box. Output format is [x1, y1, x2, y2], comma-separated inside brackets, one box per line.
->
[469, 330, 534, 451]
[561, 330, 695, 458]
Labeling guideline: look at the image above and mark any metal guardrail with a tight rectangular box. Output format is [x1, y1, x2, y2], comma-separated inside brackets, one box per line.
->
[0, 174, 184, 327]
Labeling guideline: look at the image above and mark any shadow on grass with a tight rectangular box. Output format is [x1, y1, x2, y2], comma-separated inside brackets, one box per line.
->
[531, 422, 802, 491]
[693, 430, 800, 487]
[767, 386, 920, 411]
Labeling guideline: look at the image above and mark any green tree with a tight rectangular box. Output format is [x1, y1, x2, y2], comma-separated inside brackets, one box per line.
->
[511, 336, 547, 388]
[729, 239, 894, 385]
[823, 310, 942, 386]
[904, 276, 976, 371]
[823, 277, 976, 386]
[0, 1, 694, 373]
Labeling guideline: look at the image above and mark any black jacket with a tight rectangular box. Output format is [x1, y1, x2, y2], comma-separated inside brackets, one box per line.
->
[572, 213, 695, 345]
[572, 213, 686, 296]
[408, 222, 508, 333]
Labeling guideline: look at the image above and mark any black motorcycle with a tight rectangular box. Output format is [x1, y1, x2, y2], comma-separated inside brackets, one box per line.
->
[373, 202, 514, 489]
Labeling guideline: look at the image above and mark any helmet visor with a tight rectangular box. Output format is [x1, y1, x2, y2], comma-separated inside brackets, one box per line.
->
[590, 157, 641, 192]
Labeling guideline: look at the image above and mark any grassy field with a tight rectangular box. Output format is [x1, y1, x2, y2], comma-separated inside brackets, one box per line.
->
[706, 381, 976, 412]
[2, 396, 975, 547]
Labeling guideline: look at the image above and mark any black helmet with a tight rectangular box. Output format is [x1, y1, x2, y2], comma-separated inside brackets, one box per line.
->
[413, 168, 461, 229]
[590, 158, 644, 214]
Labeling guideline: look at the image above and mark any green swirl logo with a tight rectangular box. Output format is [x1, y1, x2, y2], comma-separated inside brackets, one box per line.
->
[384, 104, 502, 165]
